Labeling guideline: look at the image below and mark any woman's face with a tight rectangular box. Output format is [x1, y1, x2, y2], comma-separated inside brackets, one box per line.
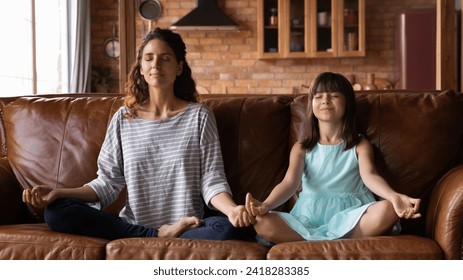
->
[139, 39, 183, 90]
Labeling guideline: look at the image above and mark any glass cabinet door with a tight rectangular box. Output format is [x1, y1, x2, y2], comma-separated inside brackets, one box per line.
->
[260, 0, 280, 57]
[286, 0, 307, 57]
[258, 0, 365, 59]
[338, 0, 365, 56]
[313, 0, 335, 57]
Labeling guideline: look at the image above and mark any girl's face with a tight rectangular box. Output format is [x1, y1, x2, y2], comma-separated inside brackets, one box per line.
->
[311, 91, 346, 123]
[139, 39, 183, 89]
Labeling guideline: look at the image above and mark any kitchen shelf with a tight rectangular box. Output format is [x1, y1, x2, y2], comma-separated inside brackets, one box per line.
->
[257, 0, 365, 59]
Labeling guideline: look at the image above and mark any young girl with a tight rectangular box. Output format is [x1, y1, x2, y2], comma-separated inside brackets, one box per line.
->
[245, 72, 421, 244]
[22, 28, 253, 241]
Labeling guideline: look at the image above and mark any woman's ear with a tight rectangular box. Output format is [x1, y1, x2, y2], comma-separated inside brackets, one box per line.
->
[177, 61, 184, 76]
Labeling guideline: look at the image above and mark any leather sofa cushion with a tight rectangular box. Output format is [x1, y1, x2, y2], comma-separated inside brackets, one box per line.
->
[0, 223, 107, 260]
[106, 237, 268, 260]
[267, 235, 443, 260]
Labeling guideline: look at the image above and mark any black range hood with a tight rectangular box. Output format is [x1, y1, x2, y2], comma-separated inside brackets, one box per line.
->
[169, 0, 240, 32]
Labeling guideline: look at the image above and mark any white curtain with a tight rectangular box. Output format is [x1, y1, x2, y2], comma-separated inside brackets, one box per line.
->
[69, 0, 90, 93]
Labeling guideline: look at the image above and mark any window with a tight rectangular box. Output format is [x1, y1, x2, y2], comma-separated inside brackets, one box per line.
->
[0, 0, 70, 96]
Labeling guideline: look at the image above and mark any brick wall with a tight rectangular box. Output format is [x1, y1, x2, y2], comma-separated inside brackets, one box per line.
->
[90, 0, 119, 93]
[91, 0, 436, 94]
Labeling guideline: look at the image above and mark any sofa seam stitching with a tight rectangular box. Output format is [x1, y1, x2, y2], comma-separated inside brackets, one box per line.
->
[55, 98, 75, 188]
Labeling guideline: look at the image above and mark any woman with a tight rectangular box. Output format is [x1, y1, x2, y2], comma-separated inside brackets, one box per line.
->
[23, 28, 253, 240]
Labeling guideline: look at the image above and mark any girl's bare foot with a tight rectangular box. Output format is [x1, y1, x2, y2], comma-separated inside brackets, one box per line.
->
[157, 216, 202, 238]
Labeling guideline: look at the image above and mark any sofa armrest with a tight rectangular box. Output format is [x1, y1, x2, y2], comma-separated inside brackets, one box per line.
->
[426, 165, 463, 259]
[0, 157, 24, 225]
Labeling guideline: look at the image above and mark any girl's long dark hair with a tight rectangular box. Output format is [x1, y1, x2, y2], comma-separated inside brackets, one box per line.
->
[301, 72, 360, 151]
[124, 28, 198, 117]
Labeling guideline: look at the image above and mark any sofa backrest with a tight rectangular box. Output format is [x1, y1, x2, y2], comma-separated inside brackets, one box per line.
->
[1, 90, 463, 236]
[0, 94, 294, 220]
[3, 96, 123, 188]
[200, 95, 293, 208]
[2, 95, 124, 219]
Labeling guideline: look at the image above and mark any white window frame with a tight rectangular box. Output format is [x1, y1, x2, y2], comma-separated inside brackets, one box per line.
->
[0, 0, 71, 96]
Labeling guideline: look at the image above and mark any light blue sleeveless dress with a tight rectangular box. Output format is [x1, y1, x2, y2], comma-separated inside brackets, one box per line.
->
[276, 141, 377, 240]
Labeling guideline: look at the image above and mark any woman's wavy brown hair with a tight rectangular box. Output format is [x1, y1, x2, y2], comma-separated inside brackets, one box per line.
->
[301, 72, 360, 151]
[124, 28, 198, 117]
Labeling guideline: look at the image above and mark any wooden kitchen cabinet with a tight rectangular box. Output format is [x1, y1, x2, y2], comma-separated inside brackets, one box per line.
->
[257, 0, 365, 59]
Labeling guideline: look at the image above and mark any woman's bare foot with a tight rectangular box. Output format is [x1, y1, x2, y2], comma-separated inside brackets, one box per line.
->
[157, 216, 202, 238]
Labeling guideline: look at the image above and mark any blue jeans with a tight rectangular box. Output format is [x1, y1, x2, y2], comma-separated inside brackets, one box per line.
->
[44, 198, 252, 241]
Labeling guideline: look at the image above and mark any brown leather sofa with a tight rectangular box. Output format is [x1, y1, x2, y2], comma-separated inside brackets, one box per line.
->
[0, 90, 462, 260]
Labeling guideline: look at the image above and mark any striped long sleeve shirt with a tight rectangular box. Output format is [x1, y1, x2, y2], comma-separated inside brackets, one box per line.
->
[86, 102, 231, 228]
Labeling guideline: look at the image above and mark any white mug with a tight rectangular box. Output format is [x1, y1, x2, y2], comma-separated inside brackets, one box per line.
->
[318, 12, 329, 27]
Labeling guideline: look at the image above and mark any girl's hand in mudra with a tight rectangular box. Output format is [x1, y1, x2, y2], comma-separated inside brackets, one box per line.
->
[390, 193, 421, 219]
[245, 193, 270, 217]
